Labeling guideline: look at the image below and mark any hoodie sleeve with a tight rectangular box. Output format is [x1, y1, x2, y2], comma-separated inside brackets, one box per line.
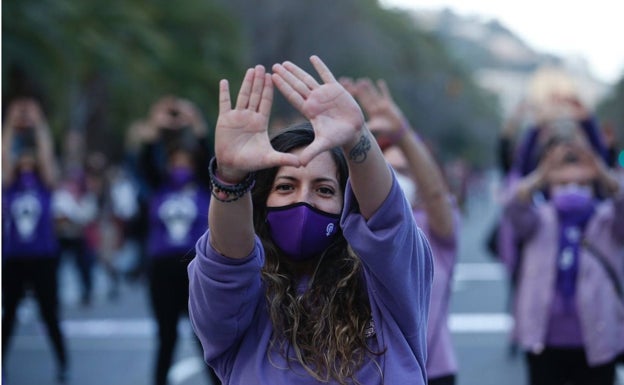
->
[187, 231, 265, 363]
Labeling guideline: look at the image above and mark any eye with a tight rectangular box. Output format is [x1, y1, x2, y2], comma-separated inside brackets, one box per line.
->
[274, 183, 294, 192]
[317, 186, 335, 196]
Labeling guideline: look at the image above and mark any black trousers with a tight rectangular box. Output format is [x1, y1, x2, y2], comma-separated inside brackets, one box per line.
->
[59, 236, 94, 304]
[429, 374, 456, 385]
[148, 257, 220, 385]
[526, 347, 615, 385]
[2, 257, 68, 371]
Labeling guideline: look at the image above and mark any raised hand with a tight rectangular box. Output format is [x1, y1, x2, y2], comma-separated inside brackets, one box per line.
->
[354, 78, 404, 137]
[215, 65, 300, 182]
[272, 56, 365, 165]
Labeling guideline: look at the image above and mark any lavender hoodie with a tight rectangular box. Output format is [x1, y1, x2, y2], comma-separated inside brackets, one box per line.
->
[188, 175, 434, 384]
[504, 191, 624, 365]
[413, 204, 460, 379]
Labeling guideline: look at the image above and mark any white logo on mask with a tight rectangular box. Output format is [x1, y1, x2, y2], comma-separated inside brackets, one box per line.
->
[326, 223, 335, 237]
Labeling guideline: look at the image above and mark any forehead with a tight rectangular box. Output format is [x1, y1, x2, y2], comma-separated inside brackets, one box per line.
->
[275, 150, 338, 182]
[549, 164, 595, 184]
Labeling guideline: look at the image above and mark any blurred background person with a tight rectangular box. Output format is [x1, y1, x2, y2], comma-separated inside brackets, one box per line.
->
[135, 96, 220, 385]
[2, 97, 69, 383]
[503, 131, 624, 385]
[52, 137, 101, 307]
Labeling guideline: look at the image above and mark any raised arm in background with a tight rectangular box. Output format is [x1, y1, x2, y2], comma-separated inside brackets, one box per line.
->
[345, 77, 455, 239]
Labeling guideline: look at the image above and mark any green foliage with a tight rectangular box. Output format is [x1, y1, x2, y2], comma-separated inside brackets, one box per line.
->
[4, 0, 500, 166]
[219, 0, 501, 166]
[3, 0, 245, 158]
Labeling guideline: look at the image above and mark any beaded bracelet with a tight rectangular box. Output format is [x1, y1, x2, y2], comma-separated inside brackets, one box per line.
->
[208, 157, 256, 203]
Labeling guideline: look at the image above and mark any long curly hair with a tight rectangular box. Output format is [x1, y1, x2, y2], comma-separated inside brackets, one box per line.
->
[252, 122, 383, 384]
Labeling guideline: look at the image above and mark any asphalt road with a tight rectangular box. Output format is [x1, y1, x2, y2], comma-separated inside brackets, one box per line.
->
[3, 172, 623, 385]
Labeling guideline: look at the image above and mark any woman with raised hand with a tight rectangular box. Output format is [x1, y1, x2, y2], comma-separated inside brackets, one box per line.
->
[504, 134, 624, 385]
[2, 97, 68, 383]
[188, 56, 433, 384]
[345, 77, 460, 385]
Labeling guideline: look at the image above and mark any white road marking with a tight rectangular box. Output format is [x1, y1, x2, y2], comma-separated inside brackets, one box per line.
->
[168, 356, 206, 385]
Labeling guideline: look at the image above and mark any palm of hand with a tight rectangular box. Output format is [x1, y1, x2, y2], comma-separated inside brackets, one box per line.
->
[303, 83, 364, 149]
[215, 109, 275, 170]
[363, 98, 402, 137]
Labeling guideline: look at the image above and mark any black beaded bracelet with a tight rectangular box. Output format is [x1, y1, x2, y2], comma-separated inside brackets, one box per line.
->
[208, 157, 256, 203]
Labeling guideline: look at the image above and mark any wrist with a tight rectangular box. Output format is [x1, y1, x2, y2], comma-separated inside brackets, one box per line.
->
[211, 156, 249, 184]
[209, 157, 255, 202]
[389, 118, 410, 145]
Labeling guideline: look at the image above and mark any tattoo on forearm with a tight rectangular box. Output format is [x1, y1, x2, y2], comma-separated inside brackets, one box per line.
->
[349, 134, 371, 163]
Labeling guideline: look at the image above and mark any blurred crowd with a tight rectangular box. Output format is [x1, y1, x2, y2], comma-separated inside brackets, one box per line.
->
[2, 95, 220, 385]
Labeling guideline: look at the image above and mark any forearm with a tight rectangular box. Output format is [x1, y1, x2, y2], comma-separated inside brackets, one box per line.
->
[35, 125, 58, 186]
[504, 197, 539, 241]
[208, 179, 256, 260]
[342, 127, 393, 219]
[2, 129, 15, 185]
[514, 170, 544, 203]
[598, 168, 621, 197]
[397, 128, 454, 238]
[515, 127, 539, 176]
[137, 143, 163, 189]
[579, 117, 609, 163]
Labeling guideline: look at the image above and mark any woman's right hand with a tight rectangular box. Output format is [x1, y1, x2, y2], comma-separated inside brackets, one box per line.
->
[215, 65, 300, 182]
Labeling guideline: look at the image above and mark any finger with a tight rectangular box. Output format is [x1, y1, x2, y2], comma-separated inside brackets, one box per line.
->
[248, 65, 266, 111]
[310, 55, 336, 84]
[218, 79, 232, 114]
[271, 73, 305, 111]
[235, 68, 255, 110]
[297, 138, 331, 166]
[356, 79, 378, 111]
[258, 73, 274, 117]
[273, 62, 314, 98]
[265, 150, 301, 169]
[339, 77, 356, 95]
[377, 79, 393, 101]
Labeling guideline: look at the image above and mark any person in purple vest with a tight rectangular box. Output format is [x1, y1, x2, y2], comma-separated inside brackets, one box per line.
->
[503, 132, 624, 385]
[142, 143, 220, 385]
[188, 56, 434, 384]
[2, 97, 69, 383]
[344, 77, 460, 385]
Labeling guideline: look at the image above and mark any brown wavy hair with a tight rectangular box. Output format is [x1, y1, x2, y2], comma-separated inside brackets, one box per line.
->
[252, 123, 384, 384]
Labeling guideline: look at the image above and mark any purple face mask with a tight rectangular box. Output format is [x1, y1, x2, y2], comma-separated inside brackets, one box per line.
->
[168, 167, 194, 189]
[551, 184, 595, 225]
[266, 202, 340, 261]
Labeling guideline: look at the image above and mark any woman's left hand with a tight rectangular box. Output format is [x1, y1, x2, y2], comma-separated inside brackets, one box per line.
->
[272, 55, 365, 165]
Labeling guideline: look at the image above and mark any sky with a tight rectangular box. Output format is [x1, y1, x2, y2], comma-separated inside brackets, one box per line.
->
[380, 0, 624, 85]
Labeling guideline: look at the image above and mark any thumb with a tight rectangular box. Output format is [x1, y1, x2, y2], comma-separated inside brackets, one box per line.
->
[297, 139, 330, 166]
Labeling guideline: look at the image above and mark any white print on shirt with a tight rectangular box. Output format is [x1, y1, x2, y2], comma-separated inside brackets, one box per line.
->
[559, 247, 574, 270]
[158, 192, 198, 244]
[11, 191, 42, 240]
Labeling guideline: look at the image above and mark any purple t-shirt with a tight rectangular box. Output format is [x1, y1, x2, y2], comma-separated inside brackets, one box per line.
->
[413, 205, 460, 379]
[146, 184, 210, 259]
[188, 175, 433, 384]
[2, 177, 59, 259]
